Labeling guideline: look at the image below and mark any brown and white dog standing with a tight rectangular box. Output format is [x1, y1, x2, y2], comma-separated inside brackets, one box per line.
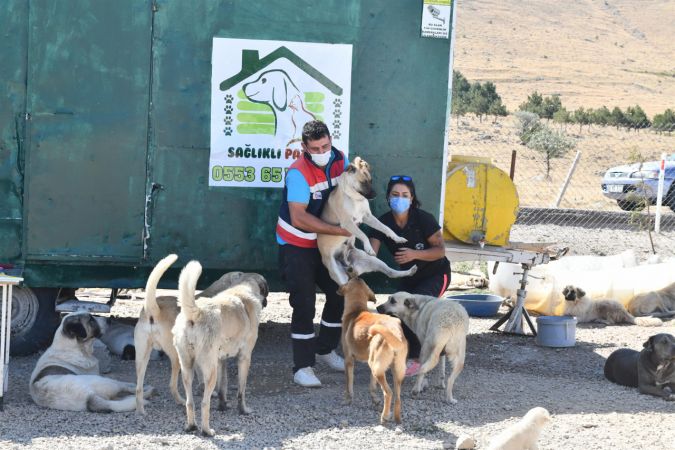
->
[562, 285, 661, 326]
[340, 277, 408, 424]
[172, 261, 267, 437]
[134, 253, 269, 414]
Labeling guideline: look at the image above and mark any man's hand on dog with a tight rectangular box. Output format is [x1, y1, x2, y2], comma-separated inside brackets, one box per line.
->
[394, 248, 417, 264]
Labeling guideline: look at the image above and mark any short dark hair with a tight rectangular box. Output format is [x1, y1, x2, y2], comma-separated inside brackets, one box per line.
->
[386, 177, 421, 209]
[302, 120, 331, 144]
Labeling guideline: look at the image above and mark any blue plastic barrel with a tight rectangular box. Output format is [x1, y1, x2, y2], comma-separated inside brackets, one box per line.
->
[535, 316, 577, 347]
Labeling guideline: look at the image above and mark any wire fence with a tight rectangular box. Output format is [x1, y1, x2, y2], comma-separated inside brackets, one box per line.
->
[448, 114, 675, 255]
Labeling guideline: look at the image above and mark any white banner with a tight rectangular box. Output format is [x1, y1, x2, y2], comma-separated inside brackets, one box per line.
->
[210, 38, 352, 187]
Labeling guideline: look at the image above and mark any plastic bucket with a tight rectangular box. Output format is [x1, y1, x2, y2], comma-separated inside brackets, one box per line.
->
[445, 293, 503, 317]
[535, 316, 577, 347]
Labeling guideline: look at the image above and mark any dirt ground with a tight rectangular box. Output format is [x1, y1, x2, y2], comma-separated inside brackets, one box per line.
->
[1, 289, 673, 449]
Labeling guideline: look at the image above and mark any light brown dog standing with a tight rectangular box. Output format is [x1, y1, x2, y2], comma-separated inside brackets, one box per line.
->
[340, 277, 408, 424]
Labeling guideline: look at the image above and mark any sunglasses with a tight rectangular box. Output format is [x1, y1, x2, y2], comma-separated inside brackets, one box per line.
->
[390, 175, 412, 182]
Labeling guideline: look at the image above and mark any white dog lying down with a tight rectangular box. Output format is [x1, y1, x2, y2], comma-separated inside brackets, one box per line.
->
[29, 311, 153, 412]
[486, 406, 551, 450]
[488, 250, 675, 315]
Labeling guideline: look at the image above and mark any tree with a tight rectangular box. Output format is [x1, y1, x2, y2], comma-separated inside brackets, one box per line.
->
[572, 107, 591, 132]
[541, 94, 563, 120]
[451, 70, 471, 125]
[552, 107, 571, 130]
[519, 91, 545, 116]
[653, 108, 675, 134]
[624, 105, 651, 132]
[514, 111, 541, 145]
[591, 106, 611, 126]
[468, 82, 490, 122]
[608, 106, 625, 130]
[525, 125, 575, 179]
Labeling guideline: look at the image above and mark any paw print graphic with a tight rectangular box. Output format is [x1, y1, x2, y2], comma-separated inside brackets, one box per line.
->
[224, 94, 234, 104]
[224, 127, 233, 136]
[333, 119, 341, 129]
[333, 98, 342, 108]
[224, 105, 233, 114]
[333, 131, 341, 140]
[224, 117, 233, 126]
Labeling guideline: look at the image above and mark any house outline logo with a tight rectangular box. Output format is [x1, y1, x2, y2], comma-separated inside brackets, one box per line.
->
[219, 47, 344, 144]
[209, 38, 352, 188]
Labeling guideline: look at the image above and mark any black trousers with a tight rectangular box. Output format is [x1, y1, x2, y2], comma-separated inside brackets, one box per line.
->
[399, 270, 451, 359]
[278, 244, 344, 372]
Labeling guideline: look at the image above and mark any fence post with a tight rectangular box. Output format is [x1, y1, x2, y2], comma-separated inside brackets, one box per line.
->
[509, 150, 517, 180]
[553, 150, 582, 208]
[655, 152, 666, 233]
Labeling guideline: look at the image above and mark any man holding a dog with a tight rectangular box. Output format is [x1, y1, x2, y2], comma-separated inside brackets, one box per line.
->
[276, 120, 350, 387]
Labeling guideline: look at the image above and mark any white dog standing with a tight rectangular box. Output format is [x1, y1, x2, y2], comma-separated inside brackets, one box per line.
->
[30, 311, 153, 412]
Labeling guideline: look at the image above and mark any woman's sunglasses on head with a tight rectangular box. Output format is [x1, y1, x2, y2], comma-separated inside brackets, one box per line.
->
[390, 175, 412, 182]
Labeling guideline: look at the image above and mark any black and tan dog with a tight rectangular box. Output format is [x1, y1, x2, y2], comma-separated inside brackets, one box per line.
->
[604, 333, 675, 400]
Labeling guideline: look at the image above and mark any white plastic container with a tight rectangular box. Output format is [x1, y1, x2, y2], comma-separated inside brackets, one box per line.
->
[535, 316, 577, 347]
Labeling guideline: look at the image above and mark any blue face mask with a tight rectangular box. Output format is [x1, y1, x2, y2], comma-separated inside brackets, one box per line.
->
[389, 197, 411, 215]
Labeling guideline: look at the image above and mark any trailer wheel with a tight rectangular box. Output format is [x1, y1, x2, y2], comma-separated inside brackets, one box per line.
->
[10, 287, 61, 356]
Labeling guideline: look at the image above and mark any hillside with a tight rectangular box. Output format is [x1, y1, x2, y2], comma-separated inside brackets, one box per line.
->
[453, 0, 675, 116]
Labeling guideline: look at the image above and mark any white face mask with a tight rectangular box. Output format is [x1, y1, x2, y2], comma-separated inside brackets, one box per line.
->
[308, 150, 331, 167]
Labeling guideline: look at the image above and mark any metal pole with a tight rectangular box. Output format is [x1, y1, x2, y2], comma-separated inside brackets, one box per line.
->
[553, 150, 581, 208]
[655, 152, 666, 234]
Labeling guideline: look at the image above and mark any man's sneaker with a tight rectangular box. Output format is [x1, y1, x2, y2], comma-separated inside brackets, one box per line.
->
[293, 367, 322, 387]
[316, 350, 345, 372]
[405, 359, 421, 378]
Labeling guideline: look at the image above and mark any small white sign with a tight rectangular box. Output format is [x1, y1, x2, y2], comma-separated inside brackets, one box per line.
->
[421, 0, 451, 39]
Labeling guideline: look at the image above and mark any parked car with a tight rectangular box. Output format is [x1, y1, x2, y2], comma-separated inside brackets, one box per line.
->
[601, 155, 675, 211]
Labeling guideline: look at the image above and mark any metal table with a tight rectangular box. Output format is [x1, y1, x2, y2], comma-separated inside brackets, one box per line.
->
[0, 274, 23, 410]
[444, 240, 551, 336]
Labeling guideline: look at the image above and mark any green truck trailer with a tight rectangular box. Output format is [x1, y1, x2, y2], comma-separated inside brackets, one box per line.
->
[0, 0, 454, 354]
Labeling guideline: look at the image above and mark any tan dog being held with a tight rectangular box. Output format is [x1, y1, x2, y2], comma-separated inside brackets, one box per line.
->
[562, 285, 661, 326]
[317, 156, 417, 286]
[627, 281, 675, 318]
[340, 277, 408, 424]
[172, 261, 266, 437]
[134, 254, 269, 414]
[377, 292, 469, 403]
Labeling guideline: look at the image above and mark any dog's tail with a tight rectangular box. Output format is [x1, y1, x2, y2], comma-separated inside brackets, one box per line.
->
[369, 324, 406, 352]
[178, 260, 202, 322]
[145, 254, 178, 319]
[634, 316, 663, 327]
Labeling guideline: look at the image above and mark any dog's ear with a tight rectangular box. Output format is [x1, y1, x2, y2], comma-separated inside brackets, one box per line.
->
[643, 335, 654, 350]
[62, 315, 87, 341]
[337, 284, 346, 296]
[575, 287, 586, 298]
[403, 297, 418, 310]
[346, 163, 356, 174]
[272, 76, 288, 110]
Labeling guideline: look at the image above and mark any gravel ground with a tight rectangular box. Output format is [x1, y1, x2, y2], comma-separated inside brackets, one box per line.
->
[1, 286, 674, 449]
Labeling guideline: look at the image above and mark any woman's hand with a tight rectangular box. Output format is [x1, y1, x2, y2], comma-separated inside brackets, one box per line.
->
[394, 248, 418, 264]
